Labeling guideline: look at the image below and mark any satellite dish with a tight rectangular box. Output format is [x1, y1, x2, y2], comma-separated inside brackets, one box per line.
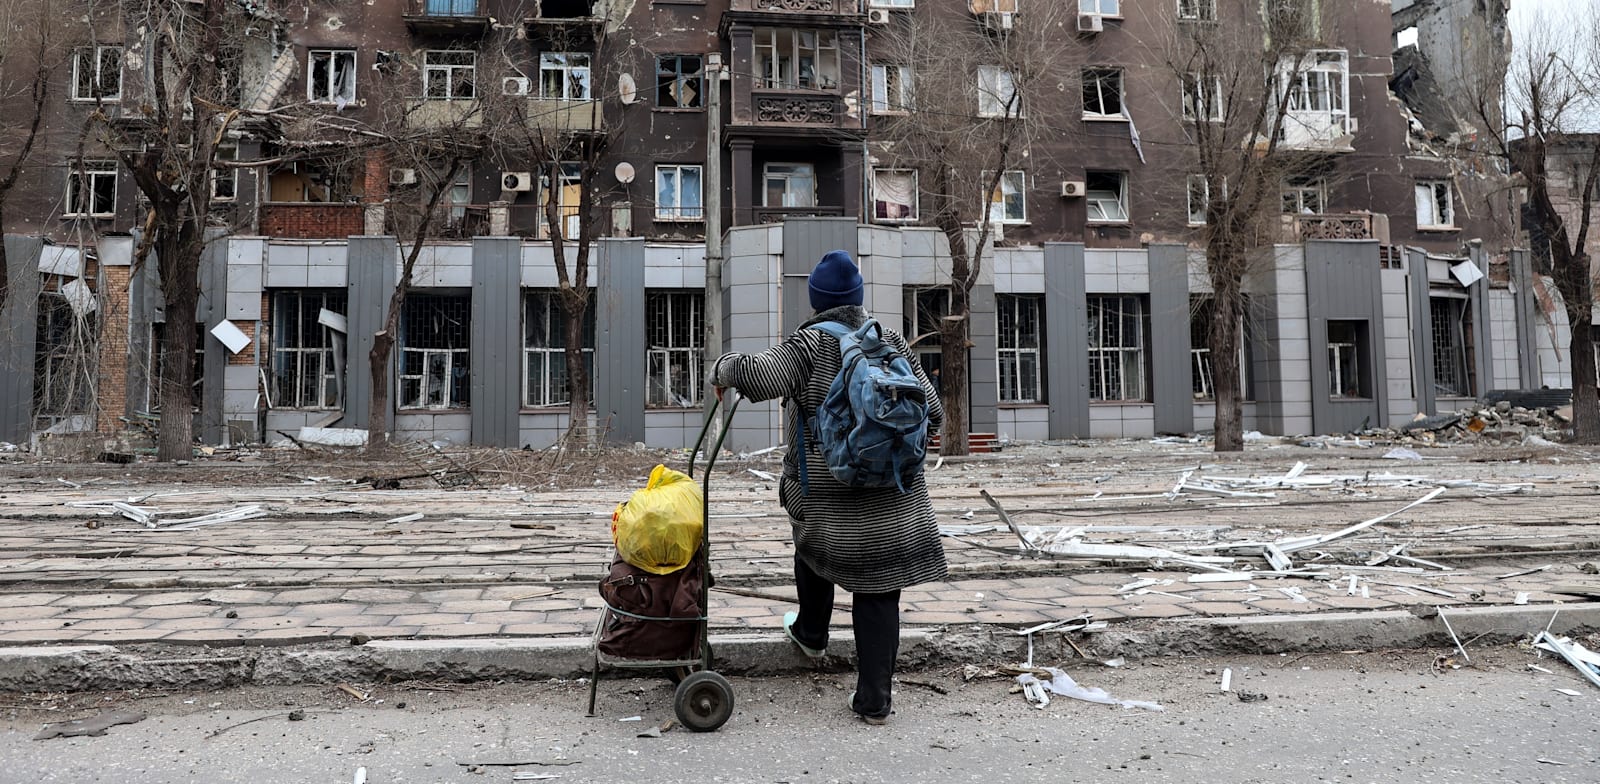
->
[618, 73, 638, 105]
[614, 162, 636, 184]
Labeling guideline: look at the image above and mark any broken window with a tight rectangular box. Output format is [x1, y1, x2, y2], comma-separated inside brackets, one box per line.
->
[309, 50, 357, 107]
[424, 0, 480, 15]
[34, 291, 98, 418]
[1080, 0, 1120, 15]
[1414, 180, 1455, 228]
[1429, 296, 1474, 398]
[1327, 320, 1368, 399]
[903, 287, 949, 381]
[1187, 174, 1218, 225]
[763, 163, 816, 208]
[211, 146, 238, 202]
[71, 46, 122, 101]
[657, 55, 703, 109]
[1279, 50, 1347, 118]
[1190, 296, 1250, 401]
[1085, 171, 1128, 223]
[1082, 68, 1123, 119]
[1280, 176, 1325, 214]
[540, 53, 592, 101]
[65, 160, 117, 217]
[266, 158, 357, 203]
[424, 50, 476, 100]
[539, 162, 583, 239]
[1181, 73, 1224, 122]
[872, 169, 918, 222]
[997, 294, 1043, 403]
[754, 29, 840, 91]
[870, 64, 912, 114]
[978, 65, 1021, 118]
[646, 290, 704, 408]
[400, 294, 471, 409]
[986, 170, 1026, 224]
[1088, 295, 1147, 402]
[149, 323, 205, 414]
[271, 290, 345, 410]
[656, 164, 704, 221]
[1178, 0, 1216, 20]
[524, 290, 595, 408]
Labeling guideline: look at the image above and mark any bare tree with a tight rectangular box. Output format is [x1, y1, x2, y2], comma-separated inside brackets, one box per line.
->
[0, 1, 58, 315]
[869, 3, 1074, 456]
[1470, 11, 1600, 442]
[87, 0, 261, 460]
[1154, 1, 1341, 452]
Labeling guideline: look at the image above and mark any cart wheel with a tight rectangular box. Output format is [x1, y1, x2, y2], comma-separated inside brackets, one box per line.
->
[673, 670, 734, 732]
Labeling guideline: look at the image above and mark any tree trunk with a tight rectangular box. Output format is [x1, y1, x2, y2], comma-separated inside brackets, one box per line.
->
[367, 289, 405, 455]
[1208, 241, 1247, 453]
[939, 306, 970, 457]
[155, 226, 199, 462]
[561, 286, 591, 442]
[1562, 254, 1600, 443]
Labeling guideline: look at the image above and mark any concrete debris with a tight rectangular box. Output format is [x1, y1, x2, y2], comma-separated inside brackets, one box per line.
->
[298, 427, 369, 448]
[1015, 668, 1163, 712]
[33, 711, 146, 740]
[1533, 632, 1600, 690]
[1378, 401, 1570, 446]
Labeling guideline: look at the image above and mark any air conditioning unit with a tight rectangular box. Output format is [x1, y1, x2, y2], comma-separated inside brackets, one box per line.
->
[502, 76, 531, 96]
[501, 172, 534, 192]
[1060, 180, 1085, 198]
[867, 7, 891, 24]
[389, 168, 417, 186]
[980, 11, 1014, 32]
[1077, 13, 1103, 32]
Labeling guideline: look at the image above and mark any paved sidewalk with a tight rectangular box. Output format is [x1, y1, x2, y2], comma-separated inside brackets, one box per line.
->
[2, 442, 1598, 649]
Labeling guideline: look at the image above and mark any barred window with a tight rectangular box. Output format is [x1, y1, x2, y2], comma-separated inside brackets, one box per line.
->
[997, 294, 1043, 403]
[1088, 295, 1147, 402]
[271, 290, 345, 409]
[646, 290, 703, 408]
[1429, 296, 1474, 398]
[1189, 296, 1250, 401]
[524, 290, 595, 408]
[34, 292, 98, 418]
[400, 294, 471, 409]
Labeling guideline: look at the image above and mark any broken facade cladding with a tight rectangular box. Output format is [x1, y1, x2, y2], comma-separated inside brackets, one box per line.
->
[0, 0, 1568, 451]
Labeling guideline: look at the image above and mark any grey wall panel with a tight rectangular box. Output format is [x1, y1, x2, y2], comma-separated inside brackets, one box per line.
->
[1509, 249, 1539, 387]
[1469, 246, 1493, 400]
[1406, 248, 1435, 416]
[198, 234, 228, 445]
[969, 284, 998, 434]
[596, 238, 646, 445]
[1043, 243, 1089, 439]
[1148, 244, 1193, 434]
[345, 237, 398, 431]
[1246, 254, 1283, 433]
[470, 238, 521, 447]
[1307, 241, 1387, 434]
[781, 217, 858, 335]
[129, 249, 163, 416]
[0, 236, 43, 443]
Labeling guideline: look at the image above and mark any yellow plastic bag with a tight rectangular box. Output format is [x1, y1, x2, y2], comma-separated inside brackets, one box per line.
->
[610, 464, 704, 575]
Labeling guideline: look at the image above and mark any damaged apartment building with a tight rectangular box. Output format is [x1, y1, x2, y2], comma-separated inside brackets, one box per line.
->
[0, 0, 1557, 451]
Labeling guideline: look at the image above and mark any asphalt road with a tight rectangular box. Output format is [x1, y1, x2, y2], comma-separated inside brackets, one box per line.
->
[2, 648, 1596, 783]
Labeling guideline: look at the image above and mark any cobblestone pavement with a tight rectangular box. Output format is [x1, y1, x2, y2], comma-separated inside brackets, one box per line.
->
[2, 440, 1598, 647]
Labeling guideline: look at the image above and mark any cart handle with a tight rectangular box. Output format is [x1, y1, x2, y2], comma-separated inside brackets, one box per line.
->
[688, 388, 740, 481]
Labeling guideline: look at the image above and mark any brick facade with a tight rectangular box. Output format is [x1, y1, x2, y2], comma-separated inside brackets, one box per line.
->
[259, 204, 364, 239]
[95, 265, 131, 434]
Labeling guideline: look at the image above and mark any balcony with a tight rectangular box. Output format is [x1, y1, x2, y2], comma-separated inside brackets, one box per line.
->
[522, 97, 605, 133]
[404, 0, 491, 35]
[404, 99, 484, 130]
[729, 0, 861, 13]
[742, 90, 845, 128]
[752, 206, 845, 224]
[1292, 213, 1373, 242]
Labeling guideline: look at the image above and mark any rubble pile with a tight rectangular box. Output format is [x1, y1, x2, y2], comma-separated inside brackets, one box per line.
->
[1381, 400, 1571, 446]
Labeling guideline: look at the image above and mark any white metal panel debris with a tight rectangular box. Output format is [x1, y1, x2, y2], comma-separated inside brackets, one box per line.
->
[1015, 668, 1163, 712]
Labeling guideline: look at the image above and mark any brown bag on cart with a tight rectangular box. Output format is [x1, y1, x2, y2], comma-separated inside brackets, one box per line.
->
[596, 551, 705, 660]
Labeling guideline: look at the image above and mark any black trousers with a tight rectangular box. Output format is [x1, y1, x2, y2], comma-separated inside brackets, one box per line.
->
[791, 556, 900, 719]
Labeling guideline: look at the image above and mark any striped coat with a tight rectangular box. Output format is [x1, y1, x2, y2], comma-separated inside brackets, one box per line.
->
[711, 305, 948, 594]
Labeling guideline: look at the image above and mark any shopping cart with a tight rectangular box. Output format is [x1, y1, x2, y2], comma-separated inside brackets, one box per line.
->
[585, 390, 741, 732]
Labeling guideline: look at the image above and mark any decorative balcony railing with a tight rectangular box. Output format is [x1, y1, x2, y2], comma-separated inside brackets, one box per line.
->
[752, 206, 845, 224]
[729, 0, 860, 13]
[1294, 213, 1373, 241]
[747, 90, 842, 127]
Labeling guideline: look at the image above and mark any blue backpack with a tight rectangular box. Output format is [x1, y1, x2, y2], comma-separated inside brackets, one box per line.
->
[799, 319, 931, 493]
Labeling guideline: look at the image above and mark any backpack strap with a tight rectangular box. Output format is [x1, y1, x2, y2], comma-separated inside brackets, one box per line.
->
[795, 320, 853, 497]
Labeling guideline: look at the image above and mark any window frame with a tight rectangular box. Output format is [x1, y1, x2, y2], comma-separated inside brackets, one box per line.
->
[645, 290, 705, 409]
[753, 28, 841, 91]
[1079, 0, 1121, 17]
[763, 162, 818, 208]
[523, 289, 596, 409]
[870, 0, 915, 7]
[870, 63, 913, 115]
[308, 49, 357, 105]
[977, 65, 1022, 119]
[64, 160, 118, 218]
[1414, 180, 1456, 229]
[1326, 319, 1370, 400]
[1280, 50, 1349, 122]
[985, 169, 1027, 225]
[1181, 73, 1224, 122]
[1281, 176, 1326, 214]
[1081, 67, 1125, 120]
[537, 162, 584, 239]
[270, 289, 346, 411]
[872, 168, 919, 223]
[1189, 295, 1251, 402]
[656, 54, 704, 109]
[997, 293, 1044, 404]
[211, 146, 238, 202]
[1085, 171, 1129, 224]
[70, 45, 123, 102]
[398, 293, 472, 410]
[1087, 295, 1149, 402]
[1177, 0, 1217, 21]
[539, 52, 593, 101]
[1428, 295, 1474, 398]
[655, 163, 705, 222]
[423, 50, 477, 100]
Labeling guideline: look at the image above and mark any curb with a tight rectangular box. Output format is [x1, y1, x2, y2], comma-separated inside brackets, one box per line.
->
[4, 604, 1597, 692]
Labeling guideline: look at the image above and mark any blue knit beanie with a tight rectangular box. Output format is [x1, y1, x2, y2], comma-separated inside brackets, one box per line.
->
[808, 250, 864, 311]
